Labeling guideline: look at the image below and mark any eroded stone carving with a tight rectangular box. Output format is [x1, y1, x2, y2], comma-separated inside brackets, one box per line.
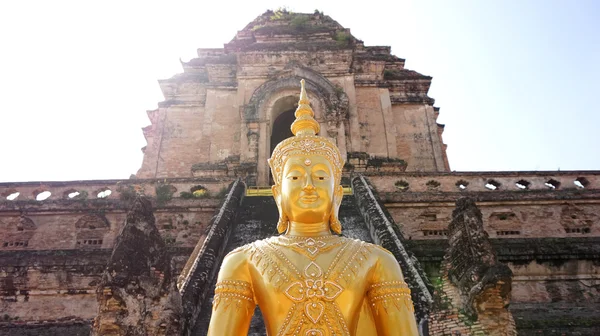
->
[445, 197, 515, 335]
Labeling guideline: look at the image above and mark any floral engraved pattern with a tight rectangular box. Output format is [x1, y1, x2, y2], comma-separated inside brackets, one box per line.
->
[271, 235, 344, 260]
[298, 139, 318, 152]
[284, 262, 343, 306]
[294, 238, 327, 257]
[306, 328, 324, 336]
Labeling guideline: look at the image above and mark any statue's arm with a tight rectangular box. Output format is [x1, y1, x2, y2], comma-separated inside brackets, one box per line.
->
[207, 249, 255, 336]
[367, 247, 419, 336]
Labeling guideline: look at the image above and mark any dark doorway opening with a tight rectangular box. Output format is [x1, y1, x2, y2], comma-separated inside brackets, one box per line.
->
[269, 109, 296, 185]
[270, 109, 296, 156]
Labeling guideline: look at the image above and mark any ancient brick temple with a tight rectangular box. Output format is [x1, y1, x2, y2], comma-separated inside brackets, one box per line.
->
[1, 10, 599, 336]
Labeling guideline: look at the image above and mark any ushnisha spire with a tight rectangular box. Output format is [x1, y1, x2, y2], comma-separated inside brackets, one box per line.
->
[268, 79, 344, 186]
[291, 79, 320, 137]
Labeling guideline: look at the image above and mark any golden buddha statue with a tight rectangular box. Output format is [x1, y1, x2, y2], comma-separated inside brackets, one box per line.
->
[207, 80, 418, 336]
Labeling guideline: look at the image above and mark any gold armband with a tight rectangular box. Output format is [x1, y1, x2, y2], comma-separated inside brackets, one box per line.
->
[212, 280, 256, 313]
[368, 280, 414, 314]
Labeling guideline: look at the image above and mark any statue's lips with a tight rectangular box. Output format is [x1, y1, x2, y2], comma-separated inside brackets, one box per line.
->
[300, 195, 319, 203]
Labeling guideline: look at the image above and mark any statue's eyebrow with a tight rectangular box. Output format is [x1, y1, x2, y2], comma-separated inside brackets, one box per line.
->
[312, 164, 330, 176]
[285, 164, 305, 175]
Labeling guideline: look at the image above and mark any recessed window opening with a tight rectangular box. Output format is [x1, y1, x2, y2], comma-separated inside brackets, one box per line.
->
[2, 241, 28, 248]
[455, 180, 469, 190]
[190, 185, 208, 197]
[97, 189, 112, 198]
[36, 191, 51, 201]
[423, 230, 448, 237]
[574, 177, 589, 189]
[496, 230, 521, 236]
[545, 179, 560, 189]
[6, 192, 20, 201]
[426, 180, 441, 190]
[515, 179, 530, 190]
[485, 180, 501, 191]
[68, 191, 80, 199]
[77, 239, 103, 245]
[565, 228, 590, 234]
[394, 180, 409, 191]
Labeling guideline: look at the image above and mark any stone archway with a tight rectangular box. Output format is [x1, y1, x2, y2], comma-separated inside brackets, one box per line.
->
[243, 66, 350, 185]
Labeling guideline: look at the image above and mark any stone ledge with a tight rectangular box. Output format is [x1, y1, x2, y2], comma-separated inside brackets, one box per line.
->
[512, 303, 600, 335]
[406, 237, 600, 262]
[381, 189, 600, 204]
[0, 247, 194, 268]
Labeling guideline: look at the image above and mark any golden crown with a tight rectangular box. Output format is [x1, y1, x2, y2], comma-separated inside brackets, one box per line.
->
[268, 79, 344, 185]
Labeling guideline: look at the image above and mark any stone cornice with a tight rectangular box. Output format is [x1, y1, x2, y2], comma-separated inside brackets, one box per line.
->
[407, 237, 600, 262]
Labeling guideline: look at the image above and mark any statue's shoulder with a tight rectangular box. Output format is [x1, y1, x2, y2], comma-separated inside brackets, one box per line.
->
[225, 237, 272, 258]
[359, 241, 396, 262]
[340, 237, 392, 255]
[225, 242, 254, 259]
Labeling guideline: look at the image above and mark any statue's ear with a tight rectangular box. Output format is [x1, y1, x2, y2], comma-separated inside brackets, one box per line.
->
[334, 185, 343, 209]
[330, 185, 344, 234]
[272, 185, 288, 233]
[272, 184, 281, 209]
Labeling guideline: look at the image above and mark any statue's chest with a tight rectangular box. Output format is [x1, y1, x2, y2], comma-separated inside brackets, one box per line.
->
[248, 238, 373, 336]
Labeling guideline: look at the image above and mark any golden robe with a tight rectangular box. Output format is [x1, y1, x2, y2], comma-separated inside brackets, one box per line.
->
[208, 235, 419, 335]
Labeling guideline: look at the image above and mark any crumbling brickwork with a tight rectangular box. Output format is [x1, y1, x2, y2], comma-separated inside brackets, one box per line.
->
[136, 10, 448, 184]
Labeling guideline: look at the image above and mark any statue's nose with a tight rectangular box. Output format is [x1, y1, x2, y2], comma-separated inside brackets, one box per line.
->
[303, 175, 316, 192]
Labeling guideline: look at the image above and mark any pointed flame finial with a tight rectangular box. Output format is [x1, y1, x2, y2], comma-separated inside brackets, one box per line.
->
[291, 79, 320, 136]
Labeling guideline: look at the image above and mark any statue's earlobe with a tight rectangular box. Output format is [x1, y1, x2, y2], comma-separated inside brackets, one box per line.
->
[272, 185, 288, 234]
[330, 185, 344, 234]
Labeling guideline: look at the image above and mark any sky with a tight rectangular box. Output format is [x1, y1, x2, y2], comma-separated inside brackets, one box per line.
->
[1, 0, 599, 182]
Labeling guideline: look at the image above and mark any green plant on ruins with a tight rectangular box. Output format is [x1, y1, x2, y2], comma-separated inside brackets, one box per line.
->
[269, 7, 289, 21]
[290, 14, 310, 30]
[430, 276, 452, 311]
[155, 183, 175, 206]
[334, 31, 351, 46]
[180, 185, 212, 199]
[116, 183, 141, 202]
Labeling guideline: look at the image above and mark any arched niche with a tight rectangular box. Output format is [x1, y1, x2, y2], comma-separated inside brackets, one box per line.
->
[243, 66, 349, 185]
[75, 214, 110, 229]
[75, 214, 110, 248]
[1, 216, 36, 249]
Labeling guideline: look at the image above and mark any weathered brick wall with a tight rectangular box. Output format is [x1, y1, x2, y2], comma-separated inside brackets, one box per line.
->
[363, 171, 600, 240]
[355, 87, 390, 156]
[0, 250, 109, 327]
[0, 178, 225, 331]
[388, 202, 600, 240]
[156, 106, 208, 178]
[429, 274, 487, 335]
[136, 12, 446, 182]
[392, 104, 446, 172]
[0, 205, 214, 251]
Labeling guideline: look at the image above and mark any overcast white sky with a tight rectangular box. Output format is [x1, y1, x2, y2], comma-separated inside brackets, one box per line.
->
[1, 0, 598, 182]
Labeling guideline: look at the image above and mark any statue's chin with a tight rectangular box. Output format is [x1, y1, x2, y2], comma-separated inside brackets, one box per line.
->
[288, 210, 330, 225]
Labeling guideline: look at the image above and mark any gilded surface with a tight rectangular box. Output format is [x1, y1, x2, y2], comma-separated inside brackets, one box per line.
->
[207, 80, 418, 335]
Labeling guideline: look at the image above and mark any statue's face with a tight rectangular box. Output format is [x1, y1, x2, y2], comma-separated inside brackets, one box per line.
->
[277, 155, 337, 224]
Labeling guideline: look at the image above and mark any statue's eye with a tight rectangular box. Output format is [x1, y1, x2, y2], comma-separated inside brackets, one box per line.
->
[291, 176, 299, 180]
[318, 177, 325, 180]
